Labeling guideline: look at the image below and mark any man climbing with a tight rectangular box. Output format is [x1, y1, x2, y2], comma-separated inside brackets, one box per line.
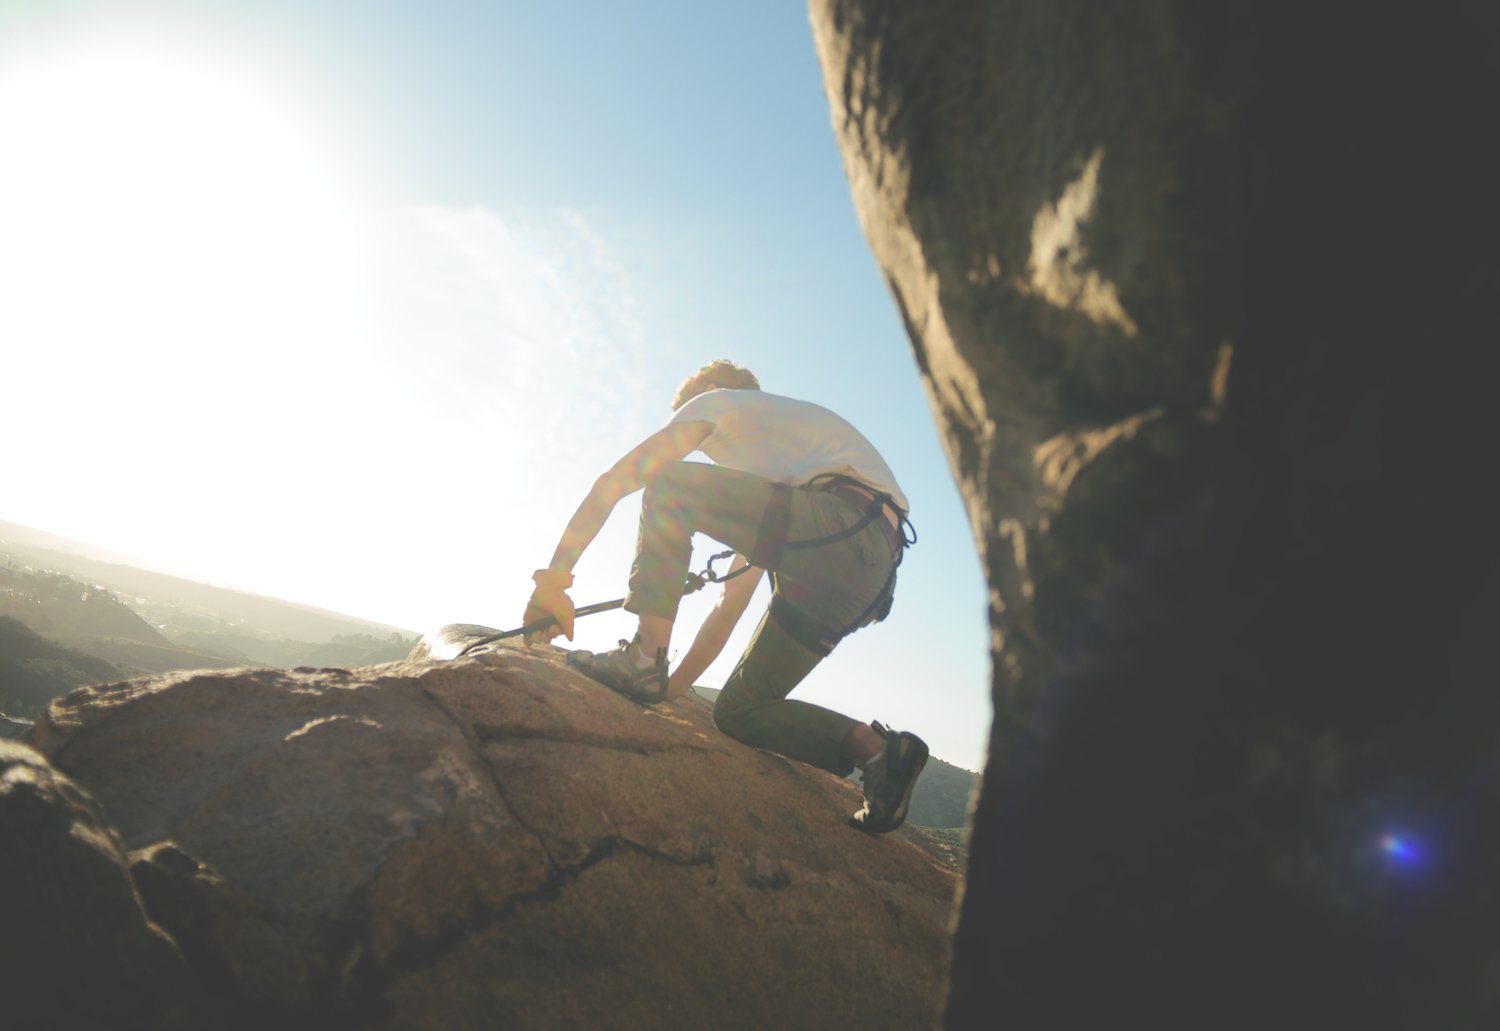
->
[523, 360, 928, 833]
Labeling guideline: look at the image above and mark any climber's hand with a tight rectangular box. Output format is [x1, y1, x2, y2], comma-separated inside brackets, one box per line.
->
[523, 568, 576, 643]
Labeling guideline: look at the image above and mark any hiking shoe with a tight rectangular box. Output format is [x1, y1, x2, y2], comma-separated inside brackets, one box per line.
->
[567, 639, 669, 704]
[849, 722, 929, 833]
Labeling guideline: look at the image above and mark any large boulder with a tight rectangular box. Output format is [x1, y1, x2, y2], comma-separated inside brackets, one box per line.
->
[811, 1, 1500, 1027]
[0, 740, 197, 1031]
[26, 644, 956, 1028]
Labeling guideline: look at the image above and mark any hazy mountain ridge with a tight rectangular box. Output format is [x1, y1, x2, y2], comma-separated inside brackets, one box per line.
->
[1, 557, 412, 682]
[1, 523, 419, 722]
[0, 616, 123, 722]
[0, 521, 416, 643]
[165, 629, 421, 669]
[1, 564, 247, 719]
[1, 561, 167, 645]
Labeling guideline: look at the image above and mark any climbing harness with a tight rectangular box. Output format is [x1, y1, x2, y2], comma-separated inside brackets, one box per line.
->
[456, 474, 916, 659]
[765, 474, 918, 657]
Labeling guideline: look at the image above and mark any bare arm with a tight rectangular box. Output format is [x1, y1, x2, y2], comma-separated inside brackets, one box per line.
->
[667, 556, 764, 697]
[543, 420, 713, 575]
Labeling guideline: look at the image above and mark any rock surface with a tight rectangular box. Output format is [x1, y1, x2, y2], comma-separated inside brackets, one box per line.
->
[812, 1, 1500, 1027]
[23, 643, 956, 1029]
[0, 740, 197, 1031]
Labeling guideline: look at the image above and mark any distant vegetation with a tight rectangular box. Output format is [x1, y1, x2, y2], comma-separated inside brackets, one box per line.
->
[0, 529, 419, 726]
[916, 825, 971, 868]
[0, 615, 122, 721]
[0, 562, 166, 644]
[897, 754, 978, 829]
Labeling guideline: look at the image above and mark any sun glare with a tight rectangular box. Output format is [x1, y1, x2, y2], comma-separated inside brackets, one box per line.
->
[0, 49, 366, 553]
[0, 51, 362, 397]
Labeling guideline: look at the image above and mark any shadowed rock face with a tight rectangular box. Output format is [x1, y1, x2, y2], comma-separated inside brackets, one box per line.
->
[0, 740, 198, 1031]
[811, 1, 1500, 1027]
[27, 644, 956, 1029]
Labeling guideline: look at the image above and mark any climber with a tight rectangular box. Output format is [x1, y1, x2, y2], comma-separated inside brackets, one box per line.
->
[523, 360, 928, 833]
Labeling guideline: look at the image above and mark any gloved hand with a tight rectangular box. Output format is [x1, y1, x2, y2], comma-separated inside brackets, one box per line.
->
[523, 568, 576, 643]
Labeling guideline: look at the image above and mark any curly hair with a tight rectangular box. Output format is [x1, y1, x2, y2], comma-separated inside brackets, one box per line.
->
[671, 360, 760, 410]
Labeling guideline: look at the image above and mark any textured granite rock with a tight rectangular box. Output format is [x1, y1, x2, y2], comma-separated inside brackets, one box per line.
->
[0, 740, 198, 1031]
[811, 1, 1500, 1027]
[29, 643, 957, 1028]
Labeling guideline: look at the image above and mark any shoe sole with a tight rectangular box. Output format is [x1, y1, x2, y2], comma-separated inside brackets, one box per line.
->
[850, 732, 929, 833]
[883, 733, 929, 831]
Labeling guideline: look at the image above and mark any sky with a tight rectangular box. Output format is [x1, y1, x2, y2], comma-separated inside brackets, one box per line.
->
[0, 0, 992, 772]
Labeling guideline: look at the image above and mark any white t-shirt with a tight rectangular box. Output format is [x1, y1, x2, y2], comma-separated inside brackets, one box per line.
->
[667, 389, 910, 513]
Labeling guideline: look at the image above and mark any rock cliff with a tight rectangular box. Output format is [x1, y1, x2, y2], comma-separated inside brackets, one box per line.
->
[7, 641, 955, 1029]
[811, 1, 1500, 1027]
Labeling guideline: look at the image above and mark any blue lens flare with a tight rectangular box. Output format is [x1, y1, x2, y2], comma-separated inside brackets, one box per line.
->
[1379, 832, 1422, 868]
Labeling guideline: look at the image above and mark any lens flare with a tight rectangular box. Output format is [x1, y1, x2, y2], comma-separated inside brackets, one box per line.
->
[1378, 832, 1421, 868]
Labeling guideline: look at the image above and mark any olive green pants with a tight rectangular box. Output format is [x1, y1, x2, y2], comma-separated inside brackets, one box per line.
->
[624, 462, 899, 775]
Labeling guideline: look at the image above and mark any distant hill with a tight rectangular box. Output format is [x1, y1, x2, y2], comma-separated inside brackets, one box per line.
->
[0, 522, 419, 718]
[0, 615, 123, 719]
[0, 521, 418, 645]
[168, 630, 420, 669]
[1, 563, 247, 676]
[0, 561, 167, 644]
[46, 633, 248, 676]
[894, 751, 978, 829]
[689, 685, 978, 830]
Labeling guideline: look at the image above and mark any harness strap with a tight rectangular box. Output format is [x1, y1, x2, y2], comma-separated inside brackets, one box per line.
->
[785, 493, 886, 552]
[763, 473, 914, 654]
[753, 472, 912, 566]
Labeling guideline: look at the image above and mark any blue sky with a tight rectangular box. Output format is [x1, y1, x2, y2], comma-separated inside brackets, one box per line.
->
[0, 1, 991, 771]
